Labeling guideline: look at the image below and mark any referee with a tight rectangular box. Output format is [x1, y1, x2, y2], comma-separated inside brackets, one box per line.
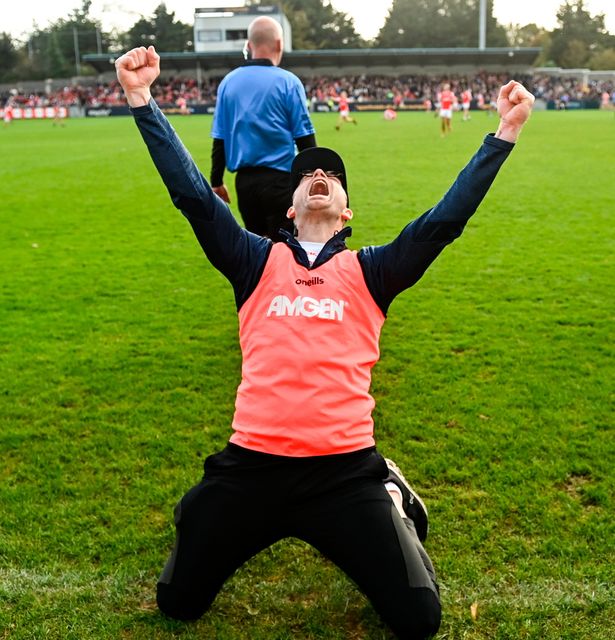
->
[210, 16, 316, 241]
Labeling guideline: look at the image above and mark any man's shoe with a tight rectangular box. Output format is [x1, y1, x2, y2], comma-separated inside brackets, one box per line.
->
[384, 458, 429, 542]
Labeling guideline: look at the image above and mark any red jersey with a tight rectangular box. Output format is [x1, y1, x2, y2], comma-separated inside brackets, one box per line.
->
[439, 90, 455, 110]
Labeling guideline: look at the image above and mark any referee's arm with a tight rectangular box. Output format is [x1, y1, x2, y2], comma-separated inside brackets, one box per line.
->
[210, 137, 226, 187]
[295, 133, 317, 151]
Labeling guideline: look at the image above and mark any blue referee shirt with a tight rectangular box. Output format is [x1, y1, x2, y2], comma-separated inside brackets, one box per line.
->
[211, 61, 315, 173]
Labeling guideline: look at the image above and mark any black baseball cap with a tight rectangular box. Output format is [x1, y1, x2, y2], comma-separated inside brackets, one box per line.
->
[290, 147, 349, 204]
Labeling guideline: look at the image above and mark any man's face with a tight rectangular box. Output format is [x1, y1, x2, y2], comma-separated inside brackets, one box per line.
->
[291, 168, 348, 216]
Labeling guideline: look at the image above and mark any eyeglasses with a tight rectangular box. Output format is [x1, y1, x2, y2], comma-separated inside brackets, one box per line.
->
[299, 170, 343, 180]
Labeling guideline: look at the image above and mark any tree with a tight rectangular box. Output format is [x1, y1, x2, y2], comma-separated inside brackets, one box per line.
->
[376, 0, 430, 48]
[548, 0, 610, 67]
[0, 33, 19, 82]
[122, 3, 193, 51]
[248, 0, 365, 49]
[559, 38, 589, 67]
[22, 1, 109, 78]
[588, 47, 615, 70]
[505, 22, 552, 65]
[376, 0, 508, 49]
[506, 23, 547, 48]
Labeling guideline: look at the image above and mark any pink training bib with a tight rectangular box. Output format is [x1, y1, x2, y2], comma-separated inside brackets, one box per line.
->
[230, 243, 385, 456]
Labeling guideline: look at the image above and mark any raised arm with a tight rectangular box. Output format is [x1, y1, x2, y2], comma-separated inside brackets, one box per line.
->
[359, 81, 535, 314]
[115, 46, 271, 303]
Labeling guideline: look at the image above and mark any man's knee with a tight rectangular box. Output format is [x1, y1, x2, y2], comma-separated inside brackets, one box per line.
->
[156, 582, 211, 622]
[390, 587, 442, 640]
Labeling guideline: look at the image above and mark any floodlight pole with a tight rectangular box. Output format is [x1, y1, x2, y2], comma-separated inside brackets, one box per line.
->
[479, 0, 487, 49]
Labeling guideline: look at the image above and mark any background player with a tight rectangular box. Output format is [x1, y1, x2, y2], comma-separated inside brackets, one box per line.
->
[461, 87, 472, 120]
[437, 83, 456, 136]
[335, 90, 358, 129]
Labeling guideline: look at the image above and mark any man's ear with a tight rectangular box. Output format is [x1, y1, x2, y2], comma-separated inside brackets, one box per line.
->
[287, 206, 296, 219]
[341, 207, 353, 221]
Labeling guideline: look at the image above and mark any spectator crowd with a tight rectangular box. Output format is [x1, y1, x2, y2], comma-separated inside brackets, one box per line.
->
[2, 71, 614, 111]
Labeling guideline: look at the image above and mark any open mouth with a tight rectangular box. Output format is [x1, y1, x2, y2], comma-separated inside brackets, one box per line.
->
[309, 178, 329, 196]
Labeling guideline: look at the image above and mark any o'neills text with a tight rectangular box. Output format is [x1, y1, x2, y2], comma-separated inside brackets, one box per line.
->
[295, 277, 324, 286]
[266, 295, 346, 321]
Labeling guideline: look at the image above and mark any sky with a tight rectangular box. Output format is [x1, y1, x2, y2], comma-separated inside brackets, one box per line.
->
[4, 0, 615, 41]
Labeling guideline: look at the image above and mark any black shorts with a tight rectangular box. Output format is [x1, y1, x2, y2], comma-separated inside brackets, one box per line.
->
[157, 444, 441, 639]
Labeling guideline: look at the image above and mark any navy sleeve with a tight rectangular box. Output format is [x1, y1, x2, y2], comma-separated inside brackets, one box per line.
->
[358, 134, 514, 314]
[130, 99, 271, 309]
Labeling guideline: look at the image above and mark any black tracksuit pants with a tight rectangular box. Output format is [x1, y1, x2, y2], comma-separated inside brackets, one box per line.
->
[157, 444, 441, 640]
[235, 167, 295, 241]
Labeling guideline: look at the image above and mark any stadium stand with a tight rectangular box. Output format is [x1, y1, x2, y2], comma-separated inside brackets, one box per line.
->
[2, 73, 613, 111]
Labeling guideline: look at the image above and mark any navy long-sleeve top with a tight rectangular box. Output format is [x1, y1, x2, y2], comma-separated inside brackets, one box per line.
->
[131, 99, 514, 316]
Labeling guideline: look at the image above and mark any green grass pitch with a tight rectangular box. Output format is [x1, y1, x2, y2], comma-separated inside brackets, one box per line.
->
[1, 108, 614, 639]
